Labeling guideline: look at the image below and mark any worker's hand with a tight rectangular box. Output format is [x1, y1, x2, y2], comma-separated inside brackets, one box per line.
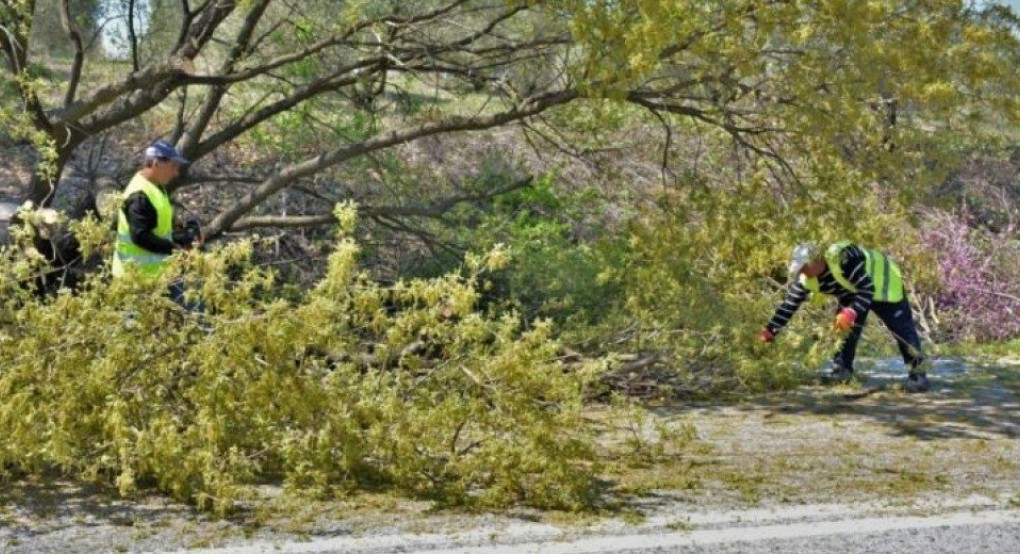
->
[834, 307, 857, 332]
[760, 328, 775, 343]
[182, 218, 203, 250]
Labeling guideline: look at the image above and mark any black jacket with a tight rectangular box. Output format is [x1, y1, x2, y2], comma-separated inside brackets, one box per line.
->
[122, 191, 194, 254]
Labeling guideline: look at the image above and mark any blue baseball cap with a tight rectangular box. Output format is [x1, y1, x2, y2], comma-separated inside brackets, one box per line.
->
[145, 140, 189, 164]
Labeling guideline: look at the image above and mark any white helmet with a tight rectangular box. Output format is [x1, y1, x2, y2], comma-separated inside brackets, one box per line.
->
[787, 243, 819, 279]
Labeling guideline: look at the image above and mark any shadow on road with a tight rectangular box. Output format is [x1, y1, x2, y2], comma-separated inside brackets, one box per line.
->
[656, 357, 1020, 441]
[0, 477, 194, 541]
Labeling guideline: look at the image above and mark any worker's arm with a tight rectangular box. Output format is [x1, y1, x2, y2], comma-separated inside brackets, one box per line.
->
[765, 280, 810, 335]
[123, 192, 175, 254]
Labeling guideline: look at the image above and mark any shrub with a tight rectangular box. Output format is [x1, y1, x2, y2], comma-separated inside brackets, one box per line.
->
[918, 209, 1020, 342]
[0, 205, 602, 512]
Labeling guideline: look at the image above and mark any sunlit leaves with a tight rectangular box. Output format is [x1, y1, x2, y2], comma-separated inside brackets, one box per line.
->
[0, 211, 601, 512]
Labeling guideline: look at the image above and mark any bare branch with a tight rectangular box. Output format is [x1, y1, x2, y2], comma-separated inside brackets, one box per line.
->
[174, 0, 197, 51]
[46, 0, 236, 126]
[58, 0, 85, 106]
[176, 35, 355, 86]
[645, 107, 675, 185]
[206, 90, 575, 236]
[172, 87, 189, 143]
[230, 177, 535, 231]
[229, 214, 334, 230]
[179, 0, 273, 155]
[127, 0, 140, 71]
[189, 68, 366, 160]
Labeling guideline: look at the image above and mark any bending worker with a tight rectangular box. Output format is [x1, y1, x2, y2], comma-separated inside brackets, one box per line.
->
[112, 139, 202, 309]
[760, 242, 930, 393]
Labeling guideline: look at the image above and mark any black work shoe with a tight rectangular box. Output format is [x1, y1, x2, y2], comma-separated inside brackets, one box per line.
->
[904, 372, 932, 393]
[825, 365, 854, 384]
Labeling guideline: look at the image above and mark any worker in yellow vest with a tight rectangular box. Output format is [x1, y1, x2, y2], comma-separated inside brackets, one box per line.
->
[113, 140, 202, 309]
[760, 242, 930, 393]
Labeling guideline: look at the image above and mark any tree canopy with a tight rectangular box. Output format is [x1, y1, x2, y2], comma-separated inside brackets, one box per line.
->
[1, 0, 1015, 241]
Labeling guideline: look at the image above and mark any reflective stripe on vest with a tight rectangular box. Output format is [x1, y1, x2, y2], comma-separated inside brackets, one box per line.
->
[823, 241, 904, 303]
[113, 174, 173, 278]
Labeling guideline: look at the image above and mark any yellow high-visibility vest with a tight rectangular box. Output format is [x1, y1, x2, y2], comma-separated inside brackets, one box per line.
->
[112, 174, 173, 278]
[800, 241, 904, 303]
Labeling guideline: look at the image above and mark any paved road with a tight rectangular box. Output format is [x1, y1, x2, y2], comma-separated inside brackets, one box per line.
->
[149, 504, 1020, 554]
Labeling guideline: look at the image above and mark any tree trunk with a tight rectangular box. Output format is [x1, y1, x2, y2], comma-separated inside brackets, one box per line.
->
[27, 128, 85, 208]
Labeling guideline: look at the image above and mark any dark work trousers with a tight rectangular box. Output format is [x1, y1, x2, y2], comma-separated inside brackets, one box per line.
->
[833, 298, 924, 373]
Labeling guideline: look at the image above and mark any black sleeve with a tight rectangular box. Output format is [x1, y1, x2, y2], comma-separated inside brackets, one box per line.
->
[840, 245, 874, 314]
[766, 281, 810, 334]
[123, 192, 175, 255]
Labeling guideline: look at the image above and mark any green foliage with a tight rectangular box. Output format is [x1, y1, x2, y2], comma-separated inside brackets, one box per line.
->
[569, 0, 1020, 182]
[0, 205, 604, 513]
[486, 177, 617, 325]
[406, 170, 625, 330]
[0, 72, 59, 181]
[500, 222, 622, 329]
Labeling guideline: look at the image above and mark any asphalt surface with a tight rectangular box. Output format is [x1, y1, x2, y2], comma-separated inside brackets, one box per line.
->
[167, 505, 1020, 554]
[5, 498, 1018, 554]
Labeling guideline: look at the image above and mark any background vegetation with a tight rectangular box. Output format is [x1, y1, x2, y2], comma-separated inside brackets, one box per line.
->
[1, 0, 1018, 512]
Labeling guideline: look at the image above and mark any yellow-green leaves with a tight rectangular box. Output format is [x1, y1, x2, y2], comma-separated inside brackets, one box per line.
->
[566, 0, 1019, 144]
[0, 212, 601, 512]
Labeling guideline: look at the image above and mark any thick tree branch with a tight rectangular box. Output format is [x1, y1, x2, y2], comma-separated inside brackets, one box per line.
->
[179, 0, 273, 156]
[46, 0, 236, 126]
[46, 64, 165, 125]
[78, 75, 182, 134]
[229, 177, 535, 231]
[177, 0, 236, 59]
[207, 90, 577, 236]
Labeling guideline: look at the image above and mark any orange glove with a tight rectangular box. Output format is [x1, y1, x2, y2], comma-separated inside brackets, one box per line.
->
[834, 308, 857, 331]
[760, 328, 775, 343]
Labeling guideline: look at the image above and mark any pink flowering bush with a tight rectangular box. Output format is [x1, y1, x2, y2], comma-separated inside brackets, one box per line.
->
[919, 210, 1020, 342]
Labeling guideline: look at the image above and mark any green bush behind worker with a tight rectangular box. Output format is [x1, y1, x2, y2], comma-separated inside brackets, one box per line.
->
[760, 242, 931, 393]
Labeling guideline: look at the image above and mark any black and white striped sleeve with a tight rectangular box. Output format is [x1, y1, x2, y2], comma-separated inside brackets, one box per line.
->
[842, 245, 874, 315]
[766, 281, 810, 334]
